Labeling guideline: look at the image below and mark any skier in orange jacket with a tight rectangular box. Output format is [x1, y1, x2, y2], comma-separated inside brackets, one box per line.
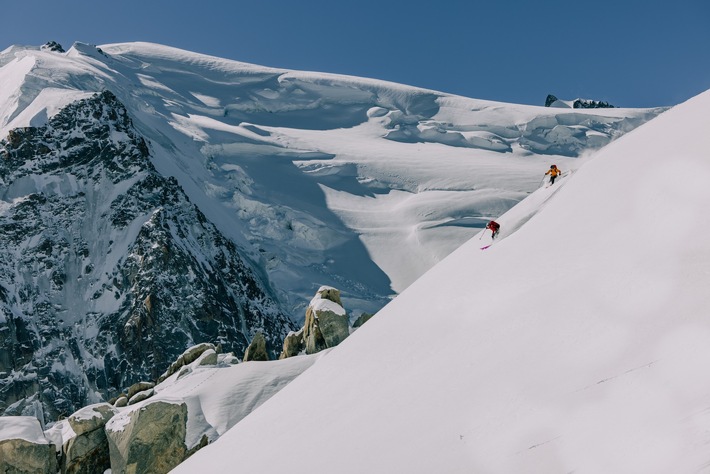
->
[545, 165, 562, 185]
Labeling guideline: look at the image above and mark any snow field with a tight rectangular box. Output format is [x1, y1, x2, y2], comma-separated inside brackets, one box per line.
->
[172, 89, 710, 473]
[0, 41, 662, 320]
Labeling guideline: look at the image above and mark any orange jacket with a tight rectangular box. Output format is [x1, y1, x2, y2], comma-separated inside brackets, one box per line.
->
[545, 167, 561, 177]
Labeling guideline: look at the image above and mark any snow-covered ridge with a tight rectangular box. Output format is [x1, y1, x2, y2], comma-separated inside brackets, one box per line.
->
[0, 41, 665, 321]
[173, 86, 710, 473]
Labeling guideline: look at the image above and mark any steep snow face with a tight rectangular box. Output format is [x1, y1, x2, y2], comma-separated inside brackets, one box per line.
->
[0, 42, 664, 319]
[173, 88, 710, 473]
[0, 92, 293, 422]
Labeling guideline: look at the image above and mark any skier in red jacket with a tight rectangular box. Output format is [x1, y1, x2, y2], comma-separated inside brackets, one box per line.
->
[486, 220, 500, 239]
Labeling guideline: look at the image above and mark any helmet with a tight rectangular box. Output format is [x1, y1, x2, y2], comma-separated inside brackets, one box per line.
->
[550, 165, 556, 169]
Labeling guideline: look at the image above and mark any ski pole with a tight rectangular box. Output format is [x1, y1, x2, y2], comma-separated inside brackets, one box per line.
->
[479, 228, 487, 240]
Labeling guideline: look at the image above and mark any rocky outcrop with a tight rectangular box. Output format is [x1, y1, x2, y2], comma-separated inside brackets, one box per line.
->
[157, 343, 217, 383]
[304, 287, 349, 353]
[0, 416, 58, 473]
[60, 403, 116, 474]
[196, 348, 218, 366]
[244, 332, 269, 361]
[128, 388, 155, 405]
[0, 336, 316, 474]
[573, 98, 614, 109]
[106, 401, 188, 474]
[126, 381, 155, 399]
[41, 41, 65, 53]
[545, 93, 615, 109]
[280, 287, 350, 359]
[278, 329, 305, 359]
[545, 94, 559, 107]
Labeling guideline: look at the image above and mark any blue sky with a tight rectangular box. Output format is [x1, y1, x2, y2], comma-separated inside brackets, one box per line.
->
[1, 0, 707, 108]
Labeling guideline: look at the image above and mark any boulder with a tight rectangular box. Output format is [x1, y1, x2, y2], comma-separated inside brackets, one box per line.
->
[196, 349, 218, 366]
[278, 329, 305, 359]
[106, 401, 188, 474]
[244, 332, 269, 362]
[303, 286, 349, 354]
[114, 396, 128, 408]
[158, 343, 216, 383]
[0, 416, 58, 473]
[62, 403, 116, 474]
[126, 381, 155, 399]
[128, 388, 155, 405]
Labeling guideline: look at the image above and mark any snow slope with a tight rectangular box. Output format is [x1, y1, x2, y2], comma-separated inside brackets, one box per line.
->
[0, 42, 663, 319]
[172, 88, 710, 473]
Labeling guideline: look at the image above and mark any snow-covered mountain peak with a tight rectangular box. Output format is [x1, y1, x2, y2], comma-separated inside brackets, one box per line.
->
[0, 40, 668, 426]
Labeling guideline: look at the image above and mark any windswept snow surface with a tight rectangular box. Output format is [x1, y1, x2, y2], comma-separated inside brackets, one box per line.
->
[106, 351, 321, 450]
[0, 41, 662, 319]
[0, 416, 49, 444]
[172, 89, 710, 473]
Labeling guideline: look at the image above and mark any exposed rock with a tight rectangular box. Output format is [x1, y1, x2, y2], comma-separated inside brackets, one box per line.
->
[544, 94, 559, 107]
[303, 286, 349, 354]
[316, 286, 343, 306]
[353, 312, 375, 328]
[222, 353, 240, 364]
[126, 381, 155, 399]
[114, 396, 128, 408]
[158, 343, 216, 383]
[61, 403, 116, 474]
[177, 366, 192, 380]
[196, 349, 218, 366]
[106, 401, 188, 474]
[0, 416, 58, 473]
[278, 287, 351, 359]
[128, 388, 155, 405]
[278, 328, 305, 359]
[185, 434, 209, 459]
[573, 98, 614, 109]
[67, 403, 116, 436]
[244, 332, 269, 361]
[41, 41, 65, 53]
[545, 93, 615, 109]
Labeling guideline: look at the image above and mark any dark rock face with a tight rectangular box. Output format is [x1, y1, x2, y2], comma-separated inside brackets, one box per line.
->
[41, 41, 65, 53]
[545, 93, 615, 109]
[0, 91, 295, 422]
[545, 94, 559, 107]
[572, 98, 614, 109]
